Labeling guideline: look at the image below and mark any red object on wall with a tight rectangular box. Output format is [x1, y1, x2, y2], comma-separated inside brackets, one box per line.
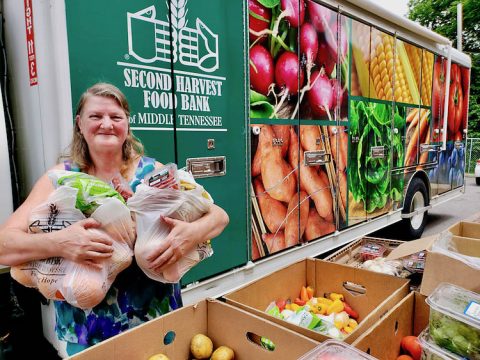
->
[24, 0, 38, 86]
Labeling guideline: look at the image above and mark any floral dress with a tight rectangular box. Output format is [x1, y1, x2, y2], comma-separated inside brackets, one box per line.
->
[55, 157, 183, 355]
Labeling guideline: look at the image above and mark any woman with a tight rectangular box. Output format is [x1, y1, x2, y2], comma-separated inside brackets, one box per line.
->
[0, 83, 229, 356]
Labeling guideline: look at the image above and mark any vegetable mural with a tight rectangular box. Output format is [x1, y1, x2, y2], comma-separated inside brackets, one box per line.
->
[348, 101, 405, 215]
[248, 0, 470, 260]
[248, 0, 348, 121]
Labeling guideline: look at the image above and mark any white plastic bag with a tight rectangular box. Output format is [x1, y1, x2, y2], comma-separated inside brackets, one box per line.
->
[11, 187, 135, 309]
[431, 230, 480, 270]
[128, 170, 214, 283]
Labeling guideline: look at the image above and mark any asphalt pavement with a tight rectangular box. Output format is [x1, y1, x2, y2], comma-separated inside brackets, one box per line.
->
[370, 176, 480, 239]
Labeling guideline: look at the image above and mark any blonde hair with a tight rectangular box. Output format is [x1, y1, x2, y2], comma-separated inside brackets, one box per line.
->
[66, 82, 144, 177]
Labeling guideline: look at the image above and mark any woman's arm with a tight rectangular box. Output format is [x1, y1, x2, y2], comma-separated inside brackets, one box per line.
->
[146, 203, 229, 271]
[0, 168, 114, 266]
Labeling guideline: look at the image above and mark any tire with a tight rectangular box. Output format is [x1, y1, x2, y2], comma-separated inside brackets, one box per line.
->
[476, 177, 480, 186]
[400, 177, 428, 240]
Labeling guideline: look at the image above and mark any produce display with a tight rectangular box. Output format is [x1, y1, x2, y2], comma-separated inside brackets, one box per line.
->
[426, 283, 480, 359]
[265, 287, 359, 340]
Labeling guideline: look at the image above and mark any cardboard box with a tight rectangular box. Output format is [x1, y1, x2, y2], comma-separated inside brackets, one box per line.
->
[69, 299, 319, 360]
[353, 292, 429, 360]
[386, 231, 480, 296]
[448, 221, 480, 239]
[223, 259, 409, 344]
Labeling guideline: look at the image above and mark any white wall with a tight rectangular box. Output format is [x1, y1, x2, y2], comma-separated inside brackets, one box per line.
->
[3, 0, 73, 199]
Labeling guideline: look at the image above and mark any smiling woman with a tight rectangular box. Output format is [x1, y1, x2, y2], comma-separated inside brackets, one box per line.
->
[0, 82, 229, 357]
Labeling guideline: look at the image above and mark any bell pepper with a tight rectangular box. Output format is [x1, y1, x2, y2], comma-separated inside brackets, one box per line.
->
[290, 303, 301, 312]
[316, 297, 333, 306]
[275, 299, 286, 312]
[306, 286, 315, 299]
[310, 303, 328, 315]
[348, 319, 358, 329]
[328, 292, 344, 301]
[294, 297, 306, 306]
[300, 286, 309, 302]
[343, 301, 359, 319]
[327, 299, 344, 315]
[343, 325, 355, 334]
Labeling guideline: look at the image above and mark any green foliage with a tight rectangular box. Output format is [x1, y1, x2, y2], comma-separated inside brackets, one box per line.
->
[408, 0, 480, 137]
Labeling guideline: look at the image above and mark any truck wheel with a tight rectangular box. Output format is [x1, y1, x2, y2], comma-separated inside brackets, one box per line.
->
[401, 177, 428, 239]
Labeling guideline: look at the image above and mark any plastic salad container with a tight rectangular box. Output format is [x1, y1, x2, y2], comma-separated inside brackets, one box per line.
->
[297, 339, 378, 360]
[426, 283, 480, 359]
[418, 327, 463, 360]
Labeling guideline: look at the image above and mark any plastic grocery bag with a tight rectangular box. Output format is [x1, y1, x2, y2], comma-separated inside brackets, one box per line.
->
[49, 170, 125, 215]
[128, 170, 214, 283]
[11, 185, 135, 309]
[431, 230, 480, 270]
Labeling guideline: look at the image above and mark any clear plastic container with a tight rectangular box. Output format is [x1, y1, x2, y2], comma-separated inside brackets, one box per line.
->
[402, 251, 426, 273]
[298, 339, 378, 360]
[418, 327, 463, 360]
[426, 283, 480, 359]
[359, 242, 387, 261]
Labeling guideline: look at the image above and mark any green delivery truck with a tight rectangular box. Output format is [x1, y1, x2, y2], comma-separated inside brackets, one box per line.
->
[2, 0, 471, 314]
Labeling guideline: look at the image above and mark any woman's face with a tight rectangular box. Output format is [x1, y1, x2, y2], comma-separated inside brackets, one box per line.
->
[77, 95, 129, 153]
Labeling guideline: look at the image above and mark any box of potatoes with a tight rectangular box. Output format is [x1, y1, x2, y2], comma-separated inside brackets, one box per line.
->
[68, 298, 319, 360]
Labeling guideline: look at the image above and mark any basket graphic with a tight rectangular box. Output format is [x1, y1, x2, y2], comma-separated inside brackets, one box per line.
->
[127, 4, 219, 72]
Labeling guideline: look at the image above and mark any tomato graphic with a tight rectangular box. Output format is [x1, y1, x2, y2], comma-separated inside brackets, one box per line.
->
[460, 66, 470, 132]
[431, 59, 446, 123]
[448, 63, 463, 137]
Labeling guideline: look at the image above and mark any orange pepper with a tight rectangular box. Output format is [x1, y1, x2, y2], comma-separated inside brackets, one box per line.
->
[306, 286, 315, 299]
[300, 286, 309, 302]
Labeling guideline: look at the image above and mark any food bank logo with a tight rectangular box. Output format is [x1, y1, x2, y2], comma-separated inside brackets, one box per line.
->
[127, 1, 219, 73]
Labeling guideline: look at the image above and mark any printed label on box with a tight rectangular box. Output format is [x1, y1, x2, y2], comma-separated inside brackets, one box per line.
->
[464, 301, 480, 320]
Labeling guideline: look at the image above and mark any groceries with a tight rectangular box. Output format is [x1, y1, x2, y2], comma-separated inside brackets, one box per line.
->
[128, 164, 214, 283]
[11, 171, 135, 308]
[426, 283, 480, 359]
[266, 287, 359, 340]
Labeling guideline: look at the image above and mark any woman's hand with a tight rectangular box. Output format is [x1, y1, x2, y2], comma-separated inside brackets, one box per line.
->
[146, 216, 199, 272]
[55, 218, 114, 266]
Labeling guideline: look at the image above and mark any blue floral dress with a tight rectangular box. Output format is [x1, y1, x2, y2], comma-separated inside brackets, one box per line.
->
[56, 157, 182, 355]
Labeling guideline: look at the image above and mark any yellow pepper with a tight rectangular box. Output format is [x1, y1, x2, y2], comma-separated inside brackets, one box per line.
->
[285, 303, 292, 311]
[310, 303, 328, 315]
[348, 319, 358, 329]
[343, 325, 355, 334]
[327, 299, 344, 315]
[290, 303, 301, 312]
[316, 297, 333, 306]
[329, 292, 344, 302]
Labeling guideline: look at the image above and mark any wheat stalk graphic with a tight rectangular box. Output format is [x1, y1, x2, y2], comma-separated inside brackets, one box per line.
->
[167, 0, 188, 31]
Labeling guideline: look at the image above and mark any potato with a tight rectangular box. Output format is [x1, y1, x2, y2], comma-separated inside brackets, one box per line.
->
[272, 125, 290, 158]
[304, 208, 336, 241]
[299, 150, 333, 220]
[148, 354, 170, 360]
[288, 127, 300, 178]
[300, 125, 323, 152]
[260, 125, 296, 202]
[211, 346, 235, 360]
[190, 334, 213, 359]
[262, 231, 286, 254]
[253, 178, 287, 233]
[285, 191, 309, 246]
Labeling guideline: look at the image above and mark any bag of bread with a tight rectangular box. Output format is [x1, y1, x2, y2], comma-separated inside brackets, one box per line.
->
[128, 169, 213, 283]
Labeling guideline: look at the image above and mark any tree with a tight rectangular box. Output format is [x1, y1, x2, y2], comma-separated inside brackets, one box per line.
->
[408, 0, 480, 137]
